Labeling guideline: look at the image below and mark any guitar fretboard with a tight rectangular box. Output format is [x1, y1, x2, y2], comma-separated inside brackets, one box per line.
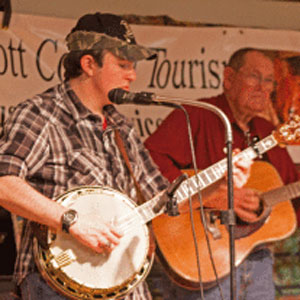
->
[173, 134, 278, 205]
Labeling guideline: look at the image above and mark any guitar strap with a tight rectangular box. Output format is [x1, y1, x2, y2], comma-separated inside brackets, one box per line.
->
[114, 129, 146, 205]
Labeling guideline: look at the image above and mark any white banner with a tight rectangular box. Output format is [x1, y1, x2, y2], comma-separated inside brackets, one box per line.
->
[1, 13, 300, 161]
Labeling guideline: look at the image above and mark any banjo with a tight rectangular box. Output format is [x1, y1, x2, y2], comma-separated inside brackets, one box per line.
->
[33, 185, 164, 299]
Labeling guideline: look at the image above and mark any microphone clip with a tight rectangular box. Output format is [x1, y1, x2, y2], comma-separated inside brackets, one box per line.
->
[152, 174, 187, 216]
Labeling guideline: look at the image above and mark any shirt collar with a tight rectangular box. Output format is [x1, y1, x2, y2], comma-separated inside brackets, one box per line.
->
[59, 81, 98, 121]
[59, 81, 132, 131]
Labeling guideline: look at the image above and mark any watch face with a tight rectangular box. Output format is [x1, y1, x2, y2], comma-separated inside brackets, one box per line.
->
[65, 211, 76, 222]
[64, 210, 77, 223]
[62, 209, 78, 233]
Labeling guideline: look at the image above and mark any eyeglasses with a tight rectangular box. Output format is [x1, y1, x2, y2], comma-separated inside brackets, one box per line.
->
[239, 71, 275, 88]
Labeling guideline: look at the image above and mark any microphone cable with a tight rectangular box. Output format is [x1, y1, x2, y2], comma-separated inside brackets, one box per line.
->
[178, 104, 225, 300]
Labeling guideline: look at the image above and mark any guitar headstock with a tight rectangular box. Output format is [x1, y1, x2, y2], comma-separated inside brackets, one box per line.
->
[273, 115, 300, 146]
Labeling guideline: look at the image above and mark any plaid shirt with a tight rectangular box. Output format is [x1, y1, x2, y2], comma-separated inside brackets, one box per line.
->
[0, 81, 168, 299]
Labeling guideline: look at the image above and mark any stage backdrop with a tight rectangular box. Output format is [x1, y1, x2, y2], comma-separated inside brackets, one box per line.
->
[1, 13, 300, 162]
[2, 13, 300, 298]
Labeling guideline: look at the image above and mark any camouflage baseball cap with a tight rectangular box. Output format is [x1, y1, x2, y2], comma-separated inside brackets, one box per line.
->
[66, 12, 156, 62]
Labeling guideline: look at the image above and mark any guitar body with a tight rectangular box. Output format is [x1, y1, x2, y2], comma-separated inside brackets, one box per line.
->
[152, 161, 297, 289]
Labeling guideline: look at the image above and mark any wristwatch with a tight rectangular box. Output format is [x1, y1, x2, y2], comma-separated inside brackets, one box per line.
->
[61, 209, 78, 233]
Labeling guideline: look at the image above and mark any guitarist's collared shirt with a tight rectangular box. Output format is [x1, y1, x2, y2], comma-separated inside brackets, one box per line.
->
[145, 93, 299, 187]
[0, 81, 168, 299]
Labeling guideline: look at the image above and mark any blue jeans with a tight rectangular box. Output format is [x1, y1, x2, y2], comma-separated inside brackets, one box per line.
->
[19, 272, 130, 300]
[20, 272, 68, 300]
[147, 248, 275, 300]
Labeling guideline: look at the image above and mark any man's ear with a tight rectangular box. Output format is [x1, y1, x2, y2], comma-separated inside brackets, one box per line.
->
[80, 55, 96, 77]
[223, 66, 236, 90]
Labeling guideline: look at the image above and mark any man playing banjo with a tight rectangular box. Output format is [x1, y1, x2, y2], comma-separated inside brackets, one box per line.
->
[0, 12, 256, 299]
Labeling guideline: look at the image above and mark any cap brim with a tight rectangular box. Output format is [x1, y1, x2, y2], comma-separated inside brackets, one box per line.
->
[110, 44, 157, 62]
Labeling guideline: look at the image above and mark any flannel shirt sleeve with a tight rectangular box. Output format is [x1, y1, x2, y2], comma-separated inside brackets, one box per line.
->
[0, 98, 49, 179]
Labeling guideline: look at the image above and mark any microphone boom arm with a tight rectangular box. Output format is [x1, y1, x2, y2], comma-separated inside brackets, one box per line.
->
[109, 87, 236, 299]
[154, 96, 233, 143]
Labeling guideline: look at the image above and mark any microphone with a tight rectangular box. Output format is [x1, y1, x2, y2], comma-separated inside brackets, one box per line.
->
[108, 88, 157, 105]
[108, 89, 232, 142]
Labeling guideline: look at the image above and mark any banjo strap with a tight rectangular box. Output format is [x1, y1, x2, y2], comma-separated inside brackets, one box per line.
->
[114, 129, 146, 205]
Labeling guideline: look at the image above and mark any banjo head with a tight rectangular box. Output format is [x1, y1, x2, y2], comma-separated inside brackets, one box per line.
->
[34, 186, 153, 299]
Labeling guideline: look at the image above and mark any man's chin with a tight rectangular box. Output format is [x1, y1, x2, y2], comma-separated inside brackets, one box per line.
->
[248, 100, 268, 112]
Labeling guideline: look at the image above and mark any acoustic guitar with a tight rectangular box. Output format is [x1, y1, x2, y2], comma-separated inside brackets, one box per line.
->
[152, 116, 300, 290]
[152, 162, 300, 289]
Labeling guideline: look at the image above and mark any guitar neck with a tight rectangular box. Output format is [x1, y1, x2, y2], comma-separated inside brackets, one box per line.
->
[138, 133, 279, 224]
[173, 134, 278, 205]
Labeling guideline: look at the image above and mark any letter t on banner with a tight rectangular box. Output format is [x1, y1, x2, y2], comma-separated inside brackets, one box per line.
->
[0, 0, 12, 29]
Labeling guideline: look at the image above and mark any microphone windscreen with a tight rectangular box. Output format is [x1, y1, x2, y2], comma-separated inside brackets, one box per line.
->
[108, 88, 128, 104]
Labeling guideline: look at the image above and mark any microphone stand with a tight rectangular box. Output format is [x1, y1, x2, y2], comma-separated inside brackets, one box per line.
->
[109, 88, 236, 299]
[154, 97, 236, 300]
